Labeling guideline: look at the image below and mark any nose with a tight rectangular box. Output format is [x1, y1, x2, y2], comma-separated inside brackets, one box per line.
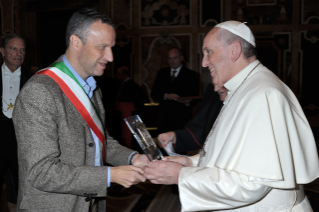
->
[202, 55, 209, 68]
[105, 48, 113, 62]
[17, 49, 23, 56]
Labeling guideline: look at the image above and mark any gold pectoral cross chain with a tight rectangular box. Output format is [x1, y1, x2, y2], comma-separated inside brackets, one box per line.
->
[1, 96, 14, 112]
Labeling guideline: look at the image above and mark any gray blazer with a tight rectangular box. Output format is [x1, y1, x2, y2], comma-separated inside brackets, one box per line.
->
[13, 62, 135, 212]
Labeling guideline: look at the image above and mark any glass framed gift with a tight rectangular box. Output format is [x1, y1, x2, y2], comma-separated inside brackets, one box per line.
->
[124, 115, 164, 161]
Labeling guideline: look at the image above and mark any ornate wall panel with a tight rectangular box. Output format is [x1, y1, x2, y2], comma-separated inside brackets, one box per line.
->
[199, 0, 223, 27]
[299, 30, 319, 107]
[254, 31, 292, 83]
[231, 0, 292, 24]
[140, 0, 191, 28]
[112, 35, 134, 76]
[141, 34, 191, 101]
[111, 0, 133, 29]
[301, 0, 319, 24]
[1, 0, 14, 34]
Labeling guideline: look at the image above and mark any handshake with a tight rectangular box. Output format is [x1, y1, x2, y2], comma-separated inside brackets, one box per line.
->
[112, 151, 193, 188]
[114, 115, 192, 188]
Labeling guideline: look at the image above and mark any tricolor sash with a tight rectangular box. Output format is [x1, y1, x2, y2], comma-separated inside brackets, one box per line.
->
[35, 62, 106, 164]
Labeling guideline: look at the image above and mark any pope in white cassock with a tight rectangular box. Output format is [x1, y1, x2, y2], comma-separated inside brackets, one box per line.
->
[144, 21, 319, 212]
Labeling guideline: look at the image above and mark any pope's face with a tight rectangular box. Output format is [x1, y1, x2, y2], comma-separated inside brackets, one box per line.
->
[168, 48, 183, 69]
[0, 38, 25, 72]
[202, 28, 232, 88]
[214, 85, 228, 101]
[77, 21, 115, 79]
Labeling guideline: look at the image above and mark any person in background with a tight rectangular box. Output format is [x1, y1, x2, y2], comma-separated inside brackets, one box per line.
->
[151, 47, 199, 134]
[157, 82, 224, 153]
[114, 66, 145, 150]
[0, 33, 30, 210]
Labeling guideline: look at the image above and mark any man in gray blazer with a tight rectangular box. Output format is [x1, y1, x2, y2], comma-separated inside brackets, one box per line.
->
[13, 8, 148, 212]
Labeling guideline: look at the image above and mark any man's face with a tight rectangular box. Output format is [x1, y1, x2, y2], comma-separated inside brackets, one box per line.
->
[202, 28, 232, 88]
[77, 21, 115, 79]
[214, 85, 228, 101]
[115, 68, 127, 82]
[0, 38, 25, 72]
[168, 49, 183, 69]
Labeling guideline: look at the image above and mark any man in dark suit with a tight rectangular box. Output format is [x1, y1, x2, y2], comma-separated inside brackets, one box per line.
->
[114, 66, 145, 149]
[151, 47, 199, 134]
[13, 9, 148, 212]
[158, 83, 224, 153]
[0, 33, 30, 207]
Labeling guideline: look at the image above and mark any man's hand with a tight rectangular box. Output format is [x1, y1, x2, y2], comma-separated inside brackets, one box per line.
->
[131, 154, 149, 167]
[165, 93, 180, 100]
[111, 165, 146, 188]
[165, 156, 193, 167]
[176, 99, 191, 105]
[157, 132, 176, 148]
[144, 161, 183, 184]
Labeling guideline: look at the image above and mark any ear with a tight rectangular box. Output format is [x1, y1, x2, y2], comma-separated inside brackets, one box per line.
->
[230, 41, 242, 62]
[0, 47, 4, 57]
[69, 35, 83, 52]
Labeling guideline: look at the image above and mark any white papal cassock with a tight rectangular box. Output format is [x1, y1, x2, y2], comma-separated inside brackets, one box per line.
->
[178, 60, 319, 212]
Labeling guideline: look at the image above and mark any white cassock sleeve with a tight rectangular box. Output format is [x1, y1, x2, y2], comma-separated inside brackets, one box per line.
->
[178, 166, 272, 212]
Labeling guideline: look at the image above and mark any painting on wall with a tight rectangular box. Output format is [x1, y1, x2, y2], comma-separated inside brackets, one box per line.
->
[232, 0, 291, 24]
[140, 0, 190, 28]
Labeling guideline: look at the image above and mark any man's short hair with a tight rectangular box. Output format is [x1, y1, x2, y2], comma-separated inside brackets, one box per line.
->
[119, 66, 130, 76]
[168, 47, 183, 57]
[216, 28, 257, 59]
[1, 33, 26, 49]
[66, 8, 116, 48]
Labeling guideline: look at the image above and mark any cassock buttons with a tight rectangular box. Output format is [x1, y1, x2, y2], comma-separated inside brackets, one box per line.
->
[89, 143, 94, 147]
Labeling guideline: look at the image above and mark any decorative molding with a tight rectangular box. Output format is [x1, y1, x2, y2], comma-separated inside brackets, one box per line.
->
[246, 0, 276, 6]
[303, 30, 319, 44]
[199, 0, 223, 27]
[139, 0, 191, 28]
[111, 0, 133, 29]
[301, 0, 319, 24]
[298, 30, 319, 99]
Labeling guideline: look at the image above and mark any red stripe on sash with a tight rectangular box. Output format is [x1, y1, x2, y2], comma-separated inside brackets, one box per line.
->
[36, 70, 106, 164]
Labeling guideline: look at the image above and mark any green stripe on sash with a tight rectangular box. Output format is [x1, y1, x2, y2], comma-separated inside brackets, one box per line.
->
[49, 62, 105, 130]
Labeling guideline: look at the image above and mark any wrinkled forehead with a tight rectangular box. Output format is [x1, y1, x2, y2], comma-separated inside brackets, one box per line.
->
[202, 28, 222, 49]
[6, 38, 26, 48]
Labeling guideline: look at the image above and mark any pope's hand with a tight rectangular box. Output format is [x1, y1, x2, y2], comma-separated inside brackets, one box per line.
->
[157, 132, 176, 148]
[144, 160, 183, 184]
[111, 165, 146, 188]
[165, 156, 192, 167]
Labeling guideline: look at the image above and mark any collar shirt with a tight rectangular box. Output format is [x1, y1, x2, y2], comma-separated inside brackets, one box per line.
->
[63, 55, 101, 166]
[171, 65, 182, 78]
[178, 60, 319, 211]
[2, 63, 21, 118]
